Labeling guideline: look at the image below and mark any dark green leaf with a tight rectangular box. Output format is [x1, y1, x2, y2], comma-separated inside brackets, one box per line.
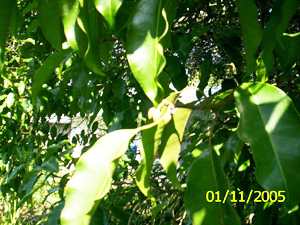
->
[32, 49, 72, 103]
[47, 203, 64, 225]
[236, 0, 262, 76]
[260, 0, 299, 76]
[0, 0, 16, 65]
[77, 1, 107, 76]
[38, 0, 63, 49]
[276, 32, 300, 70]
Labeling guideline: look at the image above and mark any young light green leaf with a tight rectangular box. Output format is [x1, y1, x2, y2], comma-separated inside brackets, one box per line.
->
[159, 107, 191, 187]
[260, 0, 299, 76]
[185, 150, 241, 225]
[236, 0, 262, 76]
[234, 83, 300, 204]
[61, 129, 139, 225]
[38, 0, 63, 49]
[127, 0, 169, 105]
[32, 50, 72, 103]
[62, 0, 80, 50]
[94, 0, 122, 29]
[255, 56, 267, 82]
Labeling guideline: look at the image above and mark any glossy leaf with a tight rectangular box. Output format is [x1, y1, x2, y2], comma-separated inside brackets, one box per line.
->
[234, 83, 300, 204]
[260, 0, 299, 76]
[127, 0, 169, 105]
[61, 129, 139, 225]
[94, 0, 122, 28]
[185, 150, 241, 225]
[62, 0, 80, 50]
[38, 0, 63, 49]
[32, 50, 72, 103]
[159, 107, 191, 187]
[236, 0, 262, 76]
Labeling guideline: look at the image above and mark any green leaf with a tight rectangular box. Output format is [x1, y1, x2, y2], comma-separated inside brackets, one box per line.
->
[236, 0, 262, 76]
[164, 55, 187, 90]
[94, 0, 122, 29]
[61, 129, 139, 225]
[127, 0, 169, 105]
[136, 125, 162, 197]
[32, 50, 72, 103]
[38, 0, 63, 49]
[260, 0, 299, 76]
[159, 107, 191, 187]
[185, 150, 241, 225]
[255, 56, 267, 82]
[221, 132, 244, 166]
[234, 82, 300, 204]
[62, 0, 80, 50]
[77, 1, 107, 76]
[135, 93, 177, 197]
[0, 0, 16, 65]
[5, 92, 15, 108]
[276, 32, 300, 70]
[47, 203, 64, 225]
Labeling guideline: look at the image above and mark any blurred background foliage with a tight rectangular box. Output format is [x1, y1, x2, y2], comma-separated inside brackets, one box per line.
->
[1, 0, 300, 224]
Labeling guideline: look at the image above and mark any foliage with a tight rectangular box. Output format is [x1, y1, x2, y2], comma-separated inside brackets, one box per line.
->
[1, 0, 300, 224]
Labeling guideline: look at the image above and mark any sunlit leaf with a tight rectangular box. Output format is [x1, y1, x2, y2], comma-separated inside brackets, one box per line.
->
[61, 129, 138, 225]
[6, 92, 15, 108]
[94, 0, 122, 29]
[235, 83, 300, 204]
[136, 93, 177, 197]
[159, 107, 191, 187]
[62, 0, 80, 50]
[135, 126, 158, 197]
[127, 0, 169, 105]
